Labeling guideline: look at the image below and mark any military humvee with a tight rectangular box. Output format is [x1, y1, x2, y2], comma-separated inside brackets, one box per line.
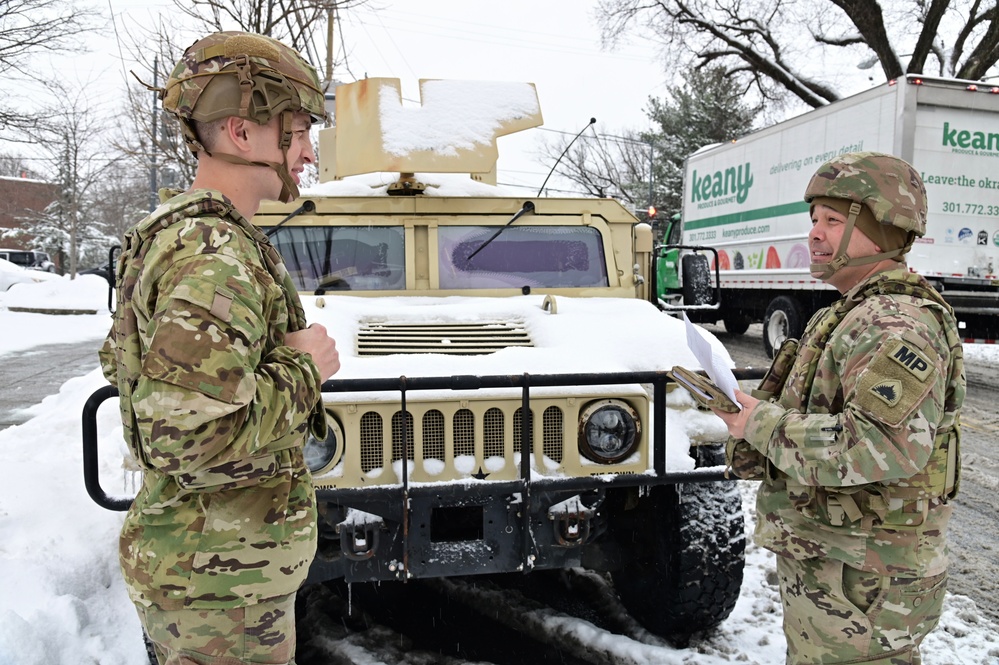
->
[83, 78, 759, 644]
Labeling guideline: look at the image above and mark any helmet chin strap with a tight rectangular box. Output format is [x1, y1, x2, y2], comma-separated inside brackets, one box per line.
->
[197, 111, 302, 204]
[810, 201, 910, 279]
[205, 152, 299, 203]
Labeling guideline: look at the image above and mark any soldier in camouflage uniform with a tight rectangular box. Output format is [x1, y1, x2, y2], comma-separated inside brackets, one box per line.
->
[99, 31, 340, 665]
[714, 152, 964, 664]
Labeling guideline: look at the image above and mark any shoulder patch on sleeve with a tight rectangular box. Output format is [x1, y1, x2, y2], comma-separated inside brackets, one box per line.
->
[854, 336, 938, 428]
[868, 379, 902, 407]
[887, 339, 933, 381]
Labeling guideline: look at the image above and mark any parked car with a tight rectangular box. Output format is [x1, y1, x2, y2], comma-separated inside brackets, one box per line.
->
[0, 248, 56, 273]
[0, 257, 42, 291]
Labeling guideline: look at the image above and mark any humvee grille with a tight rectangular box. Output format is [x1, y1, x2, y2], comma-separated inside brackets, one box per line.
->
[357, 321, 532, 356]
[356, 404, 565, 474]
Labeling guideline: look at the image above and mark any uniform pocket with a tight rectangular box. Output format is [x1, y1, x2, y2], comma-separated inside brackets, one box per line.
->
[176, 452, 280, 491]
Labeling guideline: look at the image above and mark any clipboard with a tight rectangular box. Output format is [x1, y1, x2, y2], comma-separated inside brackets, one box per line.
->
[667, 365, 741, 413]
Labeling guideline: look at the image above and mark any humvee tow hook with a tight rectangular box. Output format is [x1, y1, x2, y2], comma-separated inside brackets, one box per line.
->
[337, 509, 384, 561]
[549, 495, 597, 547]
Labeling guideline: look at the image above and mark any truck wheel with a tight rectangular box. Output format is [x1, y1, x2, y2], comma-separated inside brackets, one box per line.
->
[722, 313, 751, 335]
[611, 445, 745, 645]
[763, 295, 803, 358]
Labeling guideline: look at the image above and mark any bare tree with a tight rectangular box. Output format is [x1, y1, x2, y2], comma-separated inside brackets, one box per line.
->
[0, 154, 43, 179]
[0, 0, 103, 135]
[540, 67, 758, 217]
[168, 0, 370, 77]
[597, 0, 999, 110]
[539, 129, 651, 203]
[109, 0, 371, 210]
[4, 80, 118, 276]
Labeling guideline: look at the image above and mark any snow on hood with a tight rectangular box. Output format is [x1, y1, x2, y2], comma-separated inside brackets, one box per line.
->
[304, 293, 734, 464]
[305, 294, 732, 380]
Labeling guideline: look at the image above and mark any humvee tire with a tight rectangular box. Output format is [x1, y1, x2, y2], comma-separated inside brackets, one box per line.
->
[611, 444, 745, 645]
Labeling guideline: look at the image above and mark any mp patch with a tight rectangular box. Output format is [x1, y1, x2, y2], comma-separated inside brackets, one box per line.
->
[888, 341, 933, 381]
[854, 336, 939, 428]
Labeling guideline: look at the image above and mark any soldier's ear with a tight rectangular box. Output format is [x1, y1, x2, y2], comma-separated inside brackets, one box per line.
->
[224, 117, 252, 151]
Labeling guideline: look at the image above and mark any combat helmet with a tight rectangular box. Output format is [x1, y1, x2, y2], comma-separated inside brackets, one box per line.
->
[158, 31, 326, 202]
[803, 151, 926, 279]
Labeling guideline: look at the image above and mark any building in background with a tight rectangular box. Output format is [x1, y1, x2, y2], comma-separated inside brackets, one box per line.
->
[0, 176, 59, 272]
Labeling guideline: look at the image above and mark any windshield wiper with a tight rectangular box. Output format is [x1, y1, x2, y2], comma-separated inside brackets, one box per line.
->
[465, 200, 536, 262]
[265, 199, 316, 238]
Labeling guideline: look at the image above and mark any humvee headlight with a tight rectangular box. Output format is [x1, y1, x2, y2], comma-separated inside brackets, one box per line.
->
[578, 400, 641, 464]
[304, 411, 343, 475]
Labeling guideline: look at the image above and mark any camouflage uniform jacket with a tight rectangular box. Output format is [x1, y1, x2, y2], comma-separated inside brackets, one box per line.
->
[99, 189, 322, 610]
[743, 267, 964, 577]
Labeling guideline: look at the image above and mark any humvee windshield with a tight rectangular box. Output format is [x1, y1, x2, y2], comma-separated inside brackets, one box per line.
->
[270, 225, 609, 291]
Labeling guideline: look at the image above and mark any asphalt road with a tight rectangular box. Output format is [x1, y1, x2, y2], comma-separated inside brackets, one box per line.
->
[0, 338, 104, 430]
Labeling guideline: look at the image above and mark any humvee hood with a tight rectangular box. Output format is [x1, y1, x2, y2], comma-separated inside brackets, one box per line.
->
[302, 294, 733, 380]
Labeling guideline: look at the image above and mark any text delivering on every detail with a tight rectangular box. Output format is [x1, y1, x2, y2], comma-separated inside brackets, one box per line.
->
[767, 140, 866, 179]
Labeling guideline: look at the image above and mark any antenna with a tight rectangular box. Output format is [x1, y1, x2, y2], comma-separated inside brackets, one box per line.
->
[266, 200, 316, 237]
[536, 118, 596, 196]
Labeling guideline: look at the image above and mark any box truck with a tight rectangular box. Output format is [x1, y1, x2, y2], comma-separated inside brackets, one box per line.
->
[657, 75, 999, 356]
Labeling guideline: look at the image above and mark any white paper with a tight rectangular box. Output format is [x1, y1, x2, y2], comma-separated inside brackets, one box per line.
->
[682, 313, 742, 410]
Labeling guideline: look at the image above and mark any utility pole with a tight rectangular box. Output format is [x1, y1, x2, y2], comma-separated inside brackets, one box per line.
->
[148, 56, 158, 212]
[601, 132, 658, 219]
[323, 3, 336, 126]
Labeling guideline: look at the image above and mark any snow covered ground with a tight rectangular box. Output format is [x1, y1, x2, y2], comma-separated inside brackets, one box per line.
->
[1, 272, 997, 664]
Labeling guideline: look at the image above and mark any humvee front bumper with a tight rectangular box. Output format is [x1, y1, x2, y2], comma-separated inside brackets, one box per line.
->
[83, 369, 764, 582]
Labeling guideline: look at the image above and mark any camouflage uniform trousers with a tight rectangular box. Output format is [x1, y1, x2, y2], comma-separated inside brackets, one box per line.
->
[776, 556, 947, 664]
[139, 592, 298, 665]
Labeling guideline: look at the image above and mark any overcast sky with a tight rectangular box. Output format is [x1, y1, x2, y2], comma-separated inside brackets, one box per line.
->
[51, 0, 670, 196]
[31, 0, 894, 198]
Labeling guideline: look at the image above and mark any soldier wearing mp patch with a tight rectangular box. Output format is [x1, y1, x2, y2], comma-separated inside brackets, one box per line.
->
[715, 152, 965, 665]
[100, 32, 340, 664]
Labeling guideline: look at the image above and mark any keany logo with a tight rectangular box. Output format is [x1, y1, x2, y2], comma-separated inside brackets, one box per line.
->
[942, 121, 999, 151]
[690, 164, 754, 204]
[870, 379, 902, 407]
[889, 343, 932, 381]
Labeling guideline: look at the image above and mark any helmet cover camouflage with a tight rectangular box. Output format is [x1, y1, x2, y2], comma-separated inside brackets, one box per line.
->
[159, 31, 325, 202]
[162, 31, 326, 151]
[803, 152, 927, 238]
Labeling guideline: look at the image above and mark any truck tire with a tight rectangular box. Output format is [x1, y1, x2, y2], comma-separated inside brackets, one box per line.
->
[681, 253, 712, 306]
[722, 313, 751, 335]
[763, 295, 804, 358]
[611, 445, 745, 646]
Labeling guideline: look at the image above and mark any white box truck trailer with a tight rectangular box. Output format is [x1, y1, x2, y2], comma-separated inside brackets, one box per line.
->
[656, 75, 999, 356]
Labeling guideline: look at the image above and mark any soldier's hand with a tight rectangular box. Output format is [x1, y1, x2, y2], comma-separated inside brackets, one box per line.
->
[711, 389, 759, 440]
[285, 323, 340, 381]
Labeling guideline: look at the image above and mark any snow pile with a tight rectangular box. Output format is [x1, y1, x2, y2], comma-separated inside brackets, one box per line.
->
[380, 80, 540, 157]
[3, 273, 108, 312]
[1, 277, 998, 664]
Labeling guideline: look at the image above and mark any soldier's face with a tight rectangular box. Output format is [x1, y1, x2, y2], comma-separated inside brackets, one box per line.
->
[284, 112, 317, 183]
[249, 112, 316, 198]
[809, 204, 883, 292]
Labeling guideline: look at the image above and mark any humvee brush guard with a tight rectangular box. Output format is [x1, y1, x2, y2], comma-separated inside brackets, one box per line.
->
[83, 78, 760, 644]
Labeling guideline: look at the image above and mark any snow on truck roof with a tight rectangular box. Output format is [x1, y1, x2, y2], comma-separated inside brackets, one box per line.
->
[318, 78, 543, 186]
